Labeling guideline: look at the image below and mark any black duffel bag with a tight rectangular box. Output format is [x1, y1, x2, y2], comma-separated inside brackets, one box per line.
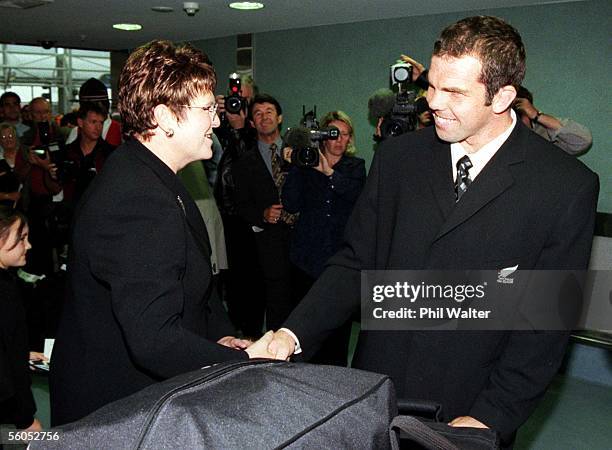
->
[390, 399, 500, 450]
[35, 360, 396, 449]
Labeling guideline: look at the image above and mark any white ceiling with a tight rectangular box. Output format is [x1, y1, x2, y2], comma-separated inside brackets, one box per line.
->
[0, 0, 580, 51]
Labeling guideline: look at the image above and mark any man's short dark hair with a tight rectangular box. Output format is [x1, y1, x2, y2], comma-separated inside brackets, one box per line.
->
[433, 16, 526, 105]
[249, 94, 282, 118]
[516, 86, 533, 103]
[0, 92, 21, 107]
[77, 102, 107, 120]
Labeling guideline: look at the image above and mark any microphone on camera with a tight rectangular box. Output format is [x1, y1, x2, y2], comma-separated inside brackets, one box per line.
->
[368, 88, 395, 121]
[284, 127, 312, 149]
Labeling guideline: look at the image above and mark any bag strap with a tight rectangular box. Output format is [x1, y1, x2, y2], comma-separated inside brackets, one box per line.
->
[389, 415, 459, 450]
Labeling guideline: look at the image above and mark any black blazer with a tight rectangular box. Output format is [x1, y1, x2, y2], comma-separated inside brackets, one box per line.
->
[232, 145, 281, 229]
[284, 123, 599, 443]
[50, 139, 246, 426]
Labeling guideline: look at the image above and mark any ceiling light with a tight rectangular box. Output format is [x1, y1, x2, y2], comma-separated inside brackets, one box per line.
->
[151, 6, 173, 12]
[229, 2, 264, 10]
[112, 23, 142, 31]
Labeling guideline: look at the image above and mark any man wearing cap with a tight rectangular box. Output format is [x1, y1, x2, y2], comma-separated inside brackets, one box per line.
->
[65, 78, 122, 147]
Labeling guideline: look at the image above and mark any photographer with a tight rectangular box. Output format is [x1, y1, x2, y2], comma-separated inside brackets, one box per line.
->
[282, 111, 366, 366]
[514, 86, 592, 155]
[14, 98, 62, 276]
[213, 78, 265, 337]
[400, 54, 593, 155]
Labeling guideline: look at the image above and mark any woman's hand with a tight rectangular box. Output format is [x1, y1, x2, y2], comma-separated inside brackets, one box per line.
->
[217, 336, 252, 350]
[314, 151, 334, 176]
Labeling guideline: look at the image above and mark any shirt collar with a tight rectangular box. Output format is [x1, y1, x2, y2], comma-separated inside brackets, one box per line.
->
[451, 109, 517, 182]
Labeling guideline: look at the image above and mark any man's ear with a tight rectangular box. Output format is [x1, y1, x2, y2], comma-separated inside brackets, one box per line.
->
[492, 85, 517, 114]
[77, 117, 84, 129]
[277, 114, 283, 126]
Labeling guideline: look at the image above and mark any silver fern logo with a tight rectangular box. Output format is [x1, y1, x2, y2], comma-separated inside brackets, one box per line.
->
[497, 265, 518, 284]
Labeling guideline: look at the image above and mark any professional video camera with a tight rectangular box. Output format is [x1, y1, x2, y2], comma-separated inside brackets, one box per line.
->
[284, 106, 339, 168]
[369, 61, 424, 141]
[224, 72, 247, 114]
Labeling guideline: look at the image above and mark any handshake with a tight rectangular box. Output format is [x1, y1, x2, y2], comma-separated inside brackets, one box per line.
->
[218, 330, 298, 360]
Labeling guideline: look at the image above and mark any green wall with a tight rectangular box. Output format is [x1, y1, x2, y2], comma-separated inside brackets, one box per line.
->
[194, 0, 611, 212]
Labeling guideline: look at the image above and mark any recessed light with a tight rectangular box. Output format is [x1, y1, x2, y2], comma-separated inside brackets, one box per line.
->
[152, 6, 174, 12]
[229, 2, 264, 10]
[112, 23, 143, 31]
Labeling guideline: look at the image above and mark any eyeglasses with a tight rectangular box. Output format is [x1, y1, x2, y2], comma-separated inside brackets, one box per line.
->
[181, 103, 218, 118]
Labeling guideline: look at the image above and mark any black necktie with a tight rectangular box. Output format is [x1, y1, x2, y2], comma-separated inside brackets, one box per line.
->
[455, 155, 473, 202]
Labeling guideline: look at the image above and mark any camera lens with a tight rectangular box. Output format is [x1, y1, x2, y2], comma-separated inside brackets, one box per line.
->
[224, 95, 244, 115]
[294, 146, 319, 168]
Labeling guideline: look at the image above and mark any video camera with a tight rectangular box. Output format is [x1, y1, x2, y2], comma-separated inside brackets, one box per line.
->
[224, 73, 247, 114]
[370, 62, 424, 141]
[284, 106, 339, 168]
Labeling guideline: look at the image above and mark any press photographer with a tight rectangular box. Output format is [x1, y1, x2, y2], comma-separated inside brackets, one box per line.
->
[368, 61, 430, 143]
[282, 110, 366, 366]
[283, 106, 340, 168]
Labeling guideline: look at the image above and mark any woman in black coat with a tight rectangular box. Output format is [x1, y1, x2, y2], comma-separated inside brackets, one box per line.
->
[283, 111, 366, 366]
[49, 41, 274, 426]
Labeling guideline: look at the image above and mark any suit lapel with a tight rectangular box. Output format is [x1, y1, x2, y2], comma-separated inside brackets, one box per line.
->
[428, 136, 455, 221]
[433, 123, 527, 241]
[128, 139, 212, 260]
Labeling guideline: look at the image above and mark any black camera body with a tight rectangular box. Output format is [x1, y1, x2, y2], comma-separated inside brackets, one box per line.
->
[287, 106, 339, 168]
[224, 73, 247, 115]
[379, 90, 418, 139]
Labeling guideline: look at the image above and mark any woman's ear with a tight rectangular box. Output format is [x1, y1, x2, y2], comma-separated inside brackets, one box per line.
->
[152, 104, 178, 137]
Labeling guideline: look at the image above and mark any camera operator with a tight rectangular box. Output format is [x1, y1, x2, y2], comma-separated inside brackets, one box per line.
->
[212, 78, 265, 338]
[400, 54, 592, 155]
[514, 86, 592, 155]
[14, 97, 62, 276]
[282, 110, 366, 366]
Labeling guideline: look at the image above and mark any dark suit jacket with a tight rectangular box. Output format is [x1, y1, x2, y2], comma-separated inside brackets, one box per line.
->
[232, 145, 292, 278]
[50, 139, 246, 425]
[284, 123, 599, 443]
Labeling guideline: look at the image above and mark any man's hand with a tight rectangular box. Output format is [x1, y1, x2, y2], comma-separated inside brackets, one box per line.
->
[314, 151, 334, 176]
[267, 329, 296, 360]
[226, 109, 247, 130]
[448, 416, 488, 428]
[217, 336, 252, 350]
[400, 54, 426, 82]
[215, 94, 226, 115]
[25, 418, 43, 432]
[245, 331, 279, 359]
[513, 97, 539, 121]
[263, 204, 283, 224]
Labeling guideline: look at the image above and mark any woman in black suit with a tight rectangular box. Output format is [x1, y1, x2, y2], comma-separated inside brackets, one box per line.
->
[49, 40, 273, 426]
[282, 111, 366, 366]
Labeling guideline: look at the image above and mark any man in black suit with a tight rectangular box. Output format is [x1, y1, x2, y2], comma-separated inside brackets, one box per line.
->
[268, 16, 599, 446]
[233, 94, 297, 332]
